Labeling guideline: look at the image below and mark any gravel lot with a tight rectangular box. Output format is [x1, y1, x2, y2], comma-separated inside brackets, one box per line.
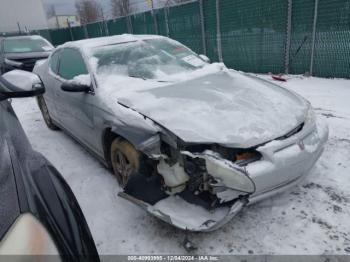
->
[12, 75, 350, 255]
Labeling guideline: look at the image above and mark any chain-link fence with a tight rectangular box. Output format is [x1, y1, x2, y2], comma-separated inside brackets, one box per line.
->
[5, 0, 350, 78]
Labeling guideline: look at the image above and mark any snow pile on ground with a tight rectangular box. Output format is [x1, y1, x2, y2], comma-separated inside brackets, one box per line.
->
[11, 74, 350, 254]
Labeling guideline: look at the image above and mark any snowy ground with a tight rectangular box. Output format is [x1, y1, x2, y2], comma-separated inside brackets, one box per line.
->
[12, 75, 350, 255]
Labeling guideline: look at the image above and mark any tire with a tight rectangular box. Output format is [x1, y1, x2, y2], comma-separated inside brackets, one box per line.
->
[37, 95, 59, 130]
[110, 138, 141, 188]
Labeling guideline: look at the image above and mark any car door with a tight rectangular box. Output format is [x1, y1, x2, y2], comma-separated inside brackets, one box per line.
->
[0, 100, 21, 241]
[55, 48, 97, 152]
[42, 49, 61, 120]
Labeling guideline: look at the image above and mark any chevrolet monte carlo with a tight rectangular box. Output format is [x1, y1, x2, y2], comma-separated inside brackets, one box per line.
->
[23, 34, 328, 231]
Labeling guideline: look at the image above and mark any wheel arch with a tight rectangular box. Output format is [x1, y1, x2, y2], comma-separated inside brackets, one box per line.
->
[102, 127, 120, 169]
[102, 125, 161, 169]
[101, 126, 146, 169]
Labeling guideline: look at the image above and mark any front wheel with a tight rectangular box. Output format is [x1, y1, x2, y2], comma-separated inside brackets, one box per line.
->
[37, 95, 59, 130]
[110, 138, 141, 188]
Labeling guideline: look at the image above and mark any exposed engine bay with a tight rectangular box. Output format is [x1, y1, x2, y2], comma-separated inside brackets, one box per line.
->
[120, 139, 260, 232]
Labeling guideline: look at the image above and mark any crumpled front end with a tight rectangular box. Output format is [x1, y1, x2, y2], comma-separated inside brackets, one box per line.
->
[119, 110, 328, 232]
[119, 148, 256, 231]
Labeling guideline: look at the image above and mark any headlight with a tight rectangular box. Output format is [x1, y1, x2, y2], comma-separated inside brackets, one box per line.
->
[305, 105, 316, 127]
[0, 213, 61, 257]
[182, 150, 256, 194]
[205, 156, 255, 193]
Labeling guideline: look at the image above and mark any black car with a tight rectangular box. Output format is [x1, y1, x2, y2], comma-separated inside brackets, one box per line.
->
[0, 35, 53, 74]
[0, 70, 99, 260]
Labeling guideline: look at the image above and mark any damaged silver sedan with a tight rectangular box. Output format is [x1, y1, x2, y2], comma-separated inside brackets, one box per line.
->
[30, 34, 328, 231]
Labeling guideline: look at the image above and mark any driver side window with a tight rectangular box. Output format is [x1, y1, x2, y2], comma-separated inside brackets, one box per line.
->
[58, 48, 88, 80]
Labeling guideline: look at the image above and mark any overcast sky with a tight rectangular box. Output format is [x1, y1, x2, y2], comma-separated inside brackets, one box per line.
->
[42, 0, 111, 16]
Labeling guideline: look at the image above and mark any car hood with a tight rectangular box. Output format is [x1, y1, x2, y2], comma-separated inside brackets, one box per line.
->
[100, 67, 308, 148]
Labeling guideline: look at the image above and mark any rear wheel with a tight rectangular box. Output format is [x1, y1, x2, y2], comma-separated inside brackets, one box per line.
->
[37, 95, 59, 130]
[111, 138, 140, 188]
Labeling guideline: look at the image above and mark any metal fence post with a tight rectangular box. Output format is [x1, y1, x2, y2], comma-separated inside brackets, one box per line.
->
[152, 13, 159, 35]
[104, 19, 109, 36]
[67, 19, 74, 41]
[100, 22, 103, 37]
[285, 0, 292, 74]
[199, 0, 207, 55]
[310, 0, 319, 76]
[83, 24, 89, 39]
[127, 15, 133, 34]
[164, 7, 170, 37]
[151, 1, 159, 35]
[216, 0, 223, 62]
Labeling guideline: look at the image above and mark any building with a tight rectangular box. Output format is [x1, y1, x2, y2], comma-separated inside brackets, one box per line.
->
[0, 0, 48, 33]
[48, 15, 80, 29]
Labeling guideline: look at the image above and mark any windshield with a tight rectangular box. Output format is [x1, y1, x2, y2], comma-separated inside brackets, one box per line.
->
[91, 38, 207, 80]
[3, 36, 53, 53]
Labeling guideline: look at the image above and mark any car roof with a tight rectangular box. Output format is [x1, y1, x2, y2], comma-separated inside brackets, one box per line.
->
[59, 34, 165, 52]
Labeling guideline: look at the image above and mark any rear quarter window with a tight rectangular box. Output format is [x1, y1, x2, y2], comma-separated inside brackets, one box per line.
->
[58, 48, 88, 80]
[49, 51, 60, 75]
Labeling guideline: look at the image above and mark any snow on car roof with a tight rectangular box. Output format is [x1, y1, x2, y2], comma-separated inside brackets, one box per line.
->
[59, 34, 164, 52]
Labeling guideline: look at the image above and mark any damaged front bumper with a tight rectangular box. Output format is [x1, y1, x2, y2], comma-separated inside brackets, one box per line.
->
[119, 191, 248, 232]
[248, 117, 328, 204]
[120, 117, 328, 232]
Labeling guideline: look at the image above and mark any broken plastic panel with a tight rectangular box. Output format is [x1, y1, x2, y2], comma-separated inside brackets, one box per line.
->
[182, 150, 256, 194]
[119, 149, 256, 232]
[119, 192, 247, 232]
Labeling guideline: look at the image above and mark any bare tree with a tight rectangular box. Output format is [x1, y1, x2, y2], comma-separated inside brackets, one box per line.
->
[45, 4, 56, 19]
[75, 0, 103, 24]
[110, 0, 133, 17]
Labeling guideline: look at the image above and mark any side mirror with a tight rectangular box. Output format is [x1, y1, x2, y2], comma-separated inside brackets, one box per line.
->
[199, 54, 211, 63]
[0, 70, 45, 101]
[61, 74, 91, 93]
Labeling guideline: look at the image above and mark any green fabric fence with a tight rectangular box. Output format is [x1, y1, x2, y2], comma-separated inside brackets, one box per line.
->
[16, 0, 349, 78]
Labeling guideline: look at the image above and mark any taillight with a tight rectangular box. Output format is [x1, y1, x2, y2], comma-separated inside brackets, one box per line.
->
[0, 213, 60, 257]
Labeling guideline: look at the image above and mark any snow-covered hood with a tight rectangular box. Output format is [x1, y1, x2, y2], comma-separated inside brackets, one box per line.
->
[98, 67, 308, 148]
